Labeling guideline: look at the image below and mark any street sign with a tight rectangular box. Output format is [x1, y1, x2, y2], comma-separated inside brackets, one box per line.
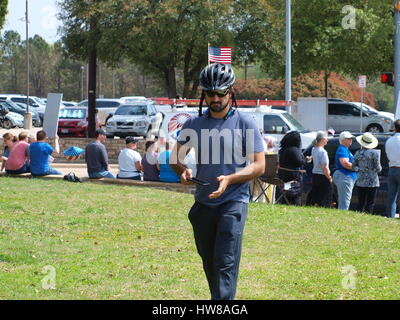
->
[359, 75, 367, 88]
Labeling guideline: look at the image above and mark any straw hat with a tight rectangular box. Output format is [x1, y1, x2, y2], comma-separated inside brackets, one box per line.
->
[356, 132, 378, 149]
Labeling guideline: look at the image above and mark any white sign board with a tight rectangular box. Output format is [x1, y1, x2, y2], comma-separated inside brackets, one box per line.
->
[359, 75, 367, 88]
[294, 97, 328, 132]
[42, 93, 63, 138]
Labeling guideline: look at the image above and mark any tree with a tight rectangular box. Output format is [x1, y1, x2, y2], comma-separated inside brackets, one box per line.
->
[1, 30, 23, 92]
[291, 0, 393, 97]
[59, 0, 234, 98]
[0, 0, 7, 30]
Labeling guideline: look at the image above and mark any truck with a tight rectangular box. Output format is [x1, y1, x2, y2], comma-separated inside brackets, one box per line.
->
[293, 97, 394, 133]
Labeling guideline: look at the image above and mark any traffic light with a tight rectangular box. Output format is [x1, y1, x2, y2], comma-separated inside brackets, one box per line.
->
[381, 72, 395, 86]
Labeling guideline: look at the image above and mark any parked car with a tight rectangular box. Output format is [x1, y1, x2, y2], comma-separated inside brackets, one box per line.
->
[77, 98, 124, 126]
[0, 94, 46, 122]
[3, 101, 42, 127]
[350, 102, 395, 121]
[106, 101, 163, 138]
[303, 132, 393, 215]
[0, 103, 24, 129]
[328, 101, 393, 133]
[57, 107, 101, 137]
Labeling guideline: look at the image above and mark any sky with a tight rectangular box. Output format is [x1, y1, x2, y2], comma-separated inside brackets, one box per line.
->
[3, 0, 61, 43]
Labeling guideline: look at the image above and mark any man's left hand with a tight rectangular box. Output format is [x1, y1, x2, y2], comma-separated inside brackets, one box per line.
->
[208, 175, 230, 199]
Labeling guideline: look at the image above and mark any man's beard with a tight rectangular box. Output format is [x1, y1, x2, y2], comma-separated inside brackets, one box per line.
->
[209, 101, 229, 113]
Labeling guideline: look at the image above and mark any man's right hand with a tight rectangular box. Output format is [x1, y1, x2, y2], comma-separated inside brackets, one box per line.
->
[180, 168, 194, 185]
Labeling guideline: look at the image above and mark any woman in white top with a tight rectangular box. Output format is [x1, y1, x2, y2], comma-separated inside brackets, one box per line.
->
[117, 136, 142, 180]
[310, 131, 332, 207]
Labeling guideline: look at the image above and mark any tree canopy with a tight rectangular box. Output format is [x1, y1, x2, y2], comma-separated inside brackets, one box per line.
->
[0, 0, 7, 31]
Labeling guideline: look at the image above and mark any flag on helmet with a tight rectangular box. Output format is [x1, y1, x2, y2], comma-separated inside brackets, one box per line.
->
[63, 146, 84, 161]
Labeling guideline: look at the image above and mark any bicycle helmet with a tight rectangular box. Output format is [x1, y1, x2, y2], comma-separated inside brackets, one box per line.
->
[199, 63, 236, 90]
[198, 63, 238, 118]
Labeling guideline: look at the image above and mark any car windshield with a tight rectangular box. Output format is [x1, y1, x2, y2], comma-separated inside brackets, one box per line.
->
[2, 100, 24, 112]
[59, 109, 86, 119]
[115, 105, 147, 116]
[281, 112, 307, 132]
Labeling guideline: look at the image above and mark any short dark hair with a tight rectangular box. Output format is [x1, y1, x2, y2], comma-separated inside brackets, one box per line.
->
[37, 130, 47, 141]
[145, 140, 155, 151]
[19, 132, 28, 141]
[395, 119, 400, 132]
[95, 129, 106, 138]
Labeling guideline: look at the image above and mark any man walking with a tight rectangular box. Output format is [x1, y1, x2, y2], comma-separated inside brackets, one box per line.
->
[85, 129, 115, 179]
[385, 119, 400, 218]
[171, 63, 265, 300]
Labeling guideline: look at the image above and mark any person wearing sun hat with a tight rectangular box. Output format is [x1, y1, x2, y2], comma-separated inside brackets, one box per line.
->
[352, 132, 382, 214]
[332, 131, 357, 210]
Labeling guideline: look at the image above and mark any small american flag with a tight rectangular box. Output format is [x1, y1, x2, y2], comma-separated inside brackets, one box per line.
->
[208, 46, 232, 64]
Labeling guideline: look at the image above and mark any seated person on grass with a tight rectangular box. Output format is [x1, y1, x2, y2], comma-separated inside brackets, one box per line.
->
[28, 130, 62, 176]
[117, 136, 142, 180]
[5, 131, 30, 174]
[85, 129, 116, 179]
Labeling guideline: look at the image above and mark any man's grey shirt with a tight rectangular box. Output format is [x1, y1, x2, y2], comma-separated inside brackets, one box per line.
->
[85, 141, 109, 174]
[177, 110, 264, 206]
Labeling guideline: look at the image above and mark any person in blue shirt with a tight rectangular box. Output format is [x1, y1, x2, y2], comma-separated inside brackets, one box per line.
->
[170, 63, 265, 300]
[332, 131, 357, 210]
[157, 141, 180, 183]
[28, 130, 62, 176]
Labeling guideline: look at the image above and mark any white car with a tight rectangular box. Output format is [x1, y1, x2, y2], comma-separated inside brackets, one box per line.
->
[77, 98, 125, 125]
[106, 101, 163, 138]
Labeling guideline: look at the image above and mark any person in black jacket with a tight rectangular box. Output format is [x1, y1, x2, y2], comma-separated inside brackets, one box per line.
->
[278, 131, 306, 205]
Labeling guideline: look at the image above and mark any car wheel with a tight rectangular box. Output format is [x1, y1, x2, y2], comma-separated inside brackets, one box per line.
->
[366, 124, 383, 133]
[2, 119, 13, 129]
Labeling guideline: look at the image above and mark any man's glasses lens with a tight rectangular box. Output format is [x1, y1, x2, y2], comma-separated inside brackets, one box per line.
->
[205, 90, 229, 97]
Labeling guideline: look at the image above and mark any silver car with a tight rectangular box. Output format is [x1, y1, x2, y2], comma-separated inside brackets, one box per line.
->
[328, 101, 393, 133]
[106, 102, 163, 138]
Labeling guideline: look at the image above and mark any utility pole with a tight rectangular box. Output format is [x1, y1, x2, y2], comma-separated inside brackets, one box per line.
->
[88, 50, 97, 138]
[285, 0, 292, 114]
[24, 0, 32, 129]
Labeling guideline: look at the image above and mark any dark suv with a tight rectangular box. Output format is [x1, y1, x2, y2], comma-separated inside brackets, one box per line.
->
[303, 133, 393, 214]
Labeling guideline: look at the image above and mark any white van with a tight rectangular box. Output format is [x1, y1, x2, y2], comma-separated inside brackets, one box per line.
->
[159, 106, 316, 150]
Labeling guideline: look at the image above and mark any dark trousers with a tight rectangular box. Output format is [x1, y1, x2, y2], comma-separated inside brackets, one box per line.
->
[356, 186, 377, 214]
[311, 174, 333, 208]
[188, 201, 248, 300]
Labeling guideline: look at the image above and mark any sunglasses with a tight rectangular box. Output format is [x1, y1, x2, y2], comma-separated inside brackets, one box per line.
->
[204, 89, 230, 98]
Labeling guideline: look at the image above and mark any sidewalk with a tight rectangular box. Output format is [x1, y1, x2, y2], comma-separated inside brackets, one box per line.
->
[50, 163, 118, 178]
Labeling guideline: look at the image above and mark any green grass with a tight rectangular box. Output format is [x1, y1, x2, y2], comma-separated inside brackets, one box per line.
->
[0, 177, 399, 300]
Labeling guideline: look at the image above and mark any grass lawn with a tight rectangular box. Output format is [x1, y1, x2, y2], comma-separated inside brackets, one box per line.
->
[0, 177, 399, 300]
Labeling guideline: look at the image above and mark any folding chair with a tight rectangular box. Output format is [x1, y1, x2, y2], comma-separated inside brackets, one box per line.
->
[251, 154, 293, 204]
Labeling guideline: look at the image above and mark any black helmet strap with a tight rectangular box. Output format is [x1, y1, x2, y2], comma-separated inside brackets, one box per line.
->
[199, 88, 237, 120]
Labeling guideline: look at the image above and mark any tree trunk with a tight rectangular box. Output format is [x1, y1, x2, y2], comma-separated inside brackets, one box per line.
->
[165, 67, 177, 98]
[324, 71, 330, 97]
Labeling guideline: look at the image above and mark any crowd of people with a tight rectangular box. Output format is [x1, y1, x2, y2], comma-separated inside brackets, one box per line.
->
[270, 126, 395, 218]
[0, 130, 62, 176]
[83, 128, 197, 183]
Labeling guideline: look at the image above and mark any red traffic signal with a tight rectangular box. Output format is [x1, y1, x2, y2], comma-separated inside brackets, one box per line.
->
[381, 72, 395, 86]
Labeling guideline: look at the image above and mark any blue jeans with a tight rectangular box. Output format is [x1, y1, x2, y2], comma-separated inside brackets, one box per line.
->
[333, 170, 356, 210]
[117, 174, 141, 180]
[386, 168, 400, 218]
[6, 163, 30, 174]
[31, 167, 62, 176]
[89, 170, 116, 179]
[188, 201, 248, 300]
